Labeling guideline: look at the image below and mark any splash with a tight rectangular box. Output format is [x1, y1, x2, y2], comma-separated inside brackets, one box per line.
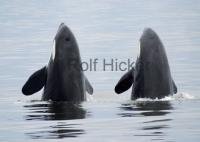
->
[86, 92, 195, 103]
[135, 92, 195, 102]
[171, 92, 195, 100]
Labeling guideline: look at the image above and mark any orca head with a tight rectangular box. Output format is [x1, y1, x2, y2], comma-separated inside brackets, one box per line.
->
[52, 23, 81, 64]
[46, 23, 84, 101]
[138, 28, 173, 98]
[139, 28, 165, 61]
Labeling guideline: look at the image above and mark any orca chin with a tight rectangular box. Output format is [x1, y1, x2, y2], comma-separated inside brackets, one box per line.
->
[22, 23, 93, 102]
[115, 28, 177, 99]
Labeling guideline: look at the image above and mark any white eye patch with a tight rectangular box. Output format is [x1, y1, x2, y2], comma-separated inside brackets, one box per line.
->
[52, 40, 56, 60]
[138, 41, 141, 54]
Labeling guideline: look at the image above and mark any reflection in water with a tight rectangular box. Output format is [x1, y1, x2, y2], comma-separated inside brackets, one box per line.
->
[24, 102, 87, 139]
[26, 123, 85, 139]
[119, 101, 173, 117]
[24, 102, 88, 121]
[119, 101, 174, 141]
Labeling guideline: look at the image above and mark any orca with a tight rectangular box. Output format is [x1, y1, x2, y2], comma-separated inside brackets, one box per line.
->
[22, 23, 93, 101]
[115, 28, 177, 99]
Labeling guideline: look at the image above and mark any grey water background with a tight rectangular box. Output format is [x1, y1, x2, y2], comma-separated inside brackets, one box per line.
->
[0, 0, 200, 141]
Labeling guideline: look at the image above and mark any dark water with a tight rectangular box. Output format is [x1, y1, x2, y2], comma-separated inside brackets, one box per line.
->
[0, 0, 200, 141]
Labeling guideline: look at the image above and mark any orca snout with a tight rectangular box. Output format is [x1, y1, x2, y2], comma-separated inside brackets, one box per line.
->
[141, 28, 158, 40]
[55, 23, 72, 40]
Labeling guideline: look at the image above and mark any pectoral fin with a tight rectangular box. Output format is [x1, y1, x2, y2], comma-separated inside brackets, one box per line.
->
[115, 68, 134, 94]
[85, 76, 93, 95]
[22, 66, 47, 95]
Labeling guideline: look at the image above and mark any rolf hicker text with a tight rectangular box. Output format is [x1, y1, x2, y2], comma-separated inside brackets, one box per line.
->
[81, 58, 134, 71]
